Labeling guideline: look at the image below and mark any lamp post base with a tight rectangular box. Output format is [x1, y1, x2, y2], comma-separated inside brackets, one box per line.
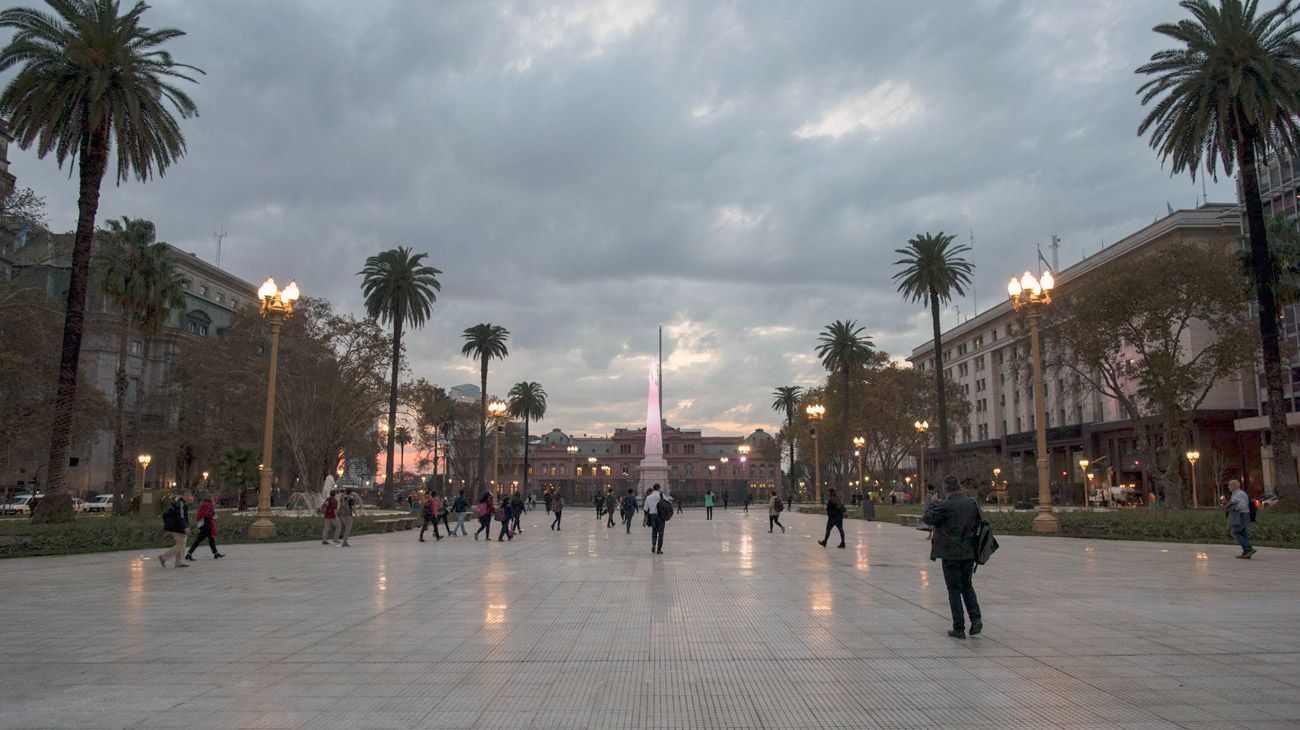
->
[1031, 509, 1060, 533]
[247, 516, 277, 539]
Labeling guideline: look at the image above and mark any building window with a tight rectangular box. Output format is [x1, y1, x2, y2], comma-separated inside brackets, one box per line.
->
[619, 444, 631, 454]
[683, 444, 695, 455]
[200, 285, 209, 297]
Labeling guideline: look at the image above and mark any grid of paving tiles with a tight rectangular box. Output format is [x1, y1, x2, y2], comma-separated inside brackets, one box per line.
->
[1, 507, 1297, 729]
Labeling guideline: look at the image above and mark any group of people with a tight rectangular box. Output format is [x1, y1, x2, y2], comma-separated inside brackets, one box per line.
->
[157, 489, 224, 568]
[320, 488, 358, 546]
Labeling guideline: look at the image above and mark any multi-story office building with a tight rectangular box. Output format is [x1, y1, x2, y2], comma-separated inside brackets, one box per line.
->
[908, 205, 1260, 500]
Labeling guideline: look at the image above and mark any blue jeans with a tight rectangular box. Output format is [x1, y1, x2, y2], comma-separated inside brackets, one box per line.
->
[1231, 523, 1253, 553]
[941, 559, 981, 631]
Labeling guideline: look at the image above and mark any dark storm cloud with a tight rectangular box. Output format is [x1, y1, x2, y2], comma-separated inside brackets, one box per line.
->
[2, 0, 1235, 436]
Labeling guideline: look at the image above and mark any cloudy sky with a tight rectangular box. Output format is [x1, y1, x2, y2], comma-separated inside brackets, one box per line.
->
[4, 0, 1236, 439]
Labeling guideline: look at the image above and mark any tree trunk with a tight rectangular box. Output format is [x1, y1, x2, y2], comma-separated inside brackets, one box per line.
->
[522, 418, 530, 497]
[384, 315, 402, 507]
[1239, 134, 1300, 501]
[787, 410, 796, 496]
[929, 288, 950, 462]
[35, 126, 109, 523]
[842, 363, 851, 493]
[110, 312, 131, 515]
[477, 357, 488, 493]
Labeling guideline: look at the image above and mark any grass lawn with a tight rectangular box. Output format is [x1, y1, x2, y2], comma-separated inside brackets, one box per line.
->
[0, 513, 396, 558]
[796, 502, 1300, 549]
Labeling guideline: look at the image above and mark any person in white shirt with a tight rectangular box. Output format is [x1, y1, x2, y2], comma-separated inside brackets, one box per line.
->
[643, 484, 670, 554]
[1225, 479, 1256, 559]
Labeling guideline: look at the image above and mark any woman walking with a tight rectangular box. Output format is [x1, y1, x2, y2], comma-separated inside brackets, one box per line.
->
[185, 494, 224, 561]
[768, 491, 785, 533]
[452, 489, 469, 536]
[704, 490, 715, 520]
[818, 488, 846, 548]
[550, 492, 564, 530]
[497, 500, 515, 541]
[474, 493, 494, 541]
[419, 492, 443, 542]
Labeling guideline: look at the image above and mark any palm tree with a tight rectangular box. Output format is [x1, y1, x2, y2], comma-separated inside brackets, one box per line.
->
[99, 216, 155, 514]
[815, 320, 876, 491]
[893, 232, 973, 463]
[394, 426, 412, 482]
[0, 0, 201, 522]
[1138, 0, 1300, 502]
[127, 240, 184, 486]
[507, 381, 547, 498]
[359, 246, 441, 506]
[461, 323, 510, 492]
[770, 386, 802, 494]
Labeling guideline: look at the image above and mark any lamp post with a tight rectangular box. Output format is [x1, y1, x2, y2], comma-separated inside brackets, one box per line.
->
[806, 402, 825, 504]
[852, 435, 866, 500]
[992, 466, 1003, 507]
[913, 420, 929, 503]
[1008, 268, 1058, 533]
[248, 277, 300, 539]
[708, 464, 716, 494]
[1185, 449, 1201, 508]
[738, 443, 750, 489]
[488, 399, 507, 491]
[1078, 458, 1090, 510]
[137, 453, 152, 493]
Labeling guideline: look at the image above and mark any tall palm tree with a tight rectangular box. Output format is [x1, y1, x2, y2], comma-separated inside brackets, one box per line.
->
[127, 239, 183, 502]
[461, 323, 509, 492]
[0, 0, 201, 522]
[893, 232, 973, 463]
[99, 216, 155, 514]
[394, 426, 412, 482]
[1138, 0, 1300, 501]
[507, 381, 547, 497]
[770, 385, 802, 493]
[359, 246, 441, 506]
[815, 320, 876, 491]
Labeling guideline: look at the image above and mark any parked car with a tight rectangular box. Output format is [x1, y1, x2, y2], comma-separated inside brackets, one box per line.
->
[84, 494, 114, 513]
[1259, 493, 1280, 508]
[2, 493, 43, 516]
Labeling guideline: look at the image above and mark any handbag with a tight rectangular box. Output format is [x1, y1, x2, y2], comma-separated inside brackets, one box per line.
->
[975, 520, 999, 565]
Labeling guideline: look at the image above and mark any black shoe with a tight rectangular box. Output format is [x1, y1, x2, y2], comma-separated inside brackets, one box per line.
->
[1244, 548, 1257, 558]
[436, 536, 442, 541]
[213, 553, 225, 559]
[817, 540, 826, 547]
[780, 525, 785, 533]
[656, 550, 664, 554]
[969, 622, 982, 636]
[837, 543, 845, 549]
[419, 537, 425, 542]
[947, 629, 966, 639]
[185, 554, 194, 561]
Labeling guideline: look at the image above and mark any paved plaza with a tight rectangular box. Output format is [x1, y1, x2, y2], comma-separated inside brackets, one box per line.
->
[1, 508, 1297, 729]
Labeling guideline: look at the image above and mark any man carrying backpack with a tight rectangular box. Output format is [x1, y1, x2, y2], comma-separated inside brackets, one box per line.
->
[621, 488, 637, 533]
[158, 490, 194, 569]
[337, 488, 357, 547]
[605, 488, 618, 528]
[644, 483, 671, 554]
[321, 490, 341, 545]
[768, 491, 785, 533]
[1225, 479, 1257, 559]
[922, 475, 984, 639]
[419, 492, 442, 542]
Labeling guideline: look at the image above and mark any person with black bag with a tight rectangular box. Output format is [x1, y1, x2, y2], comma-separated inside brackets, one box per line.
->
[158, 490, 193, 569]
[922, 475, 984, 639]
[644, 483, 671, 554]
[768, 491, 785, 533]
[818, 488, 846, 548]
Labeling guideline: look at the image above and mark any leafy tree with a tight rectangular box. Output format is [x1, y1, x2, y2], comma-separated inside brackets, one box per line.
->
[893, 231, 974, 462]
[403, 379, 451, 485]
[0, 186, 47, 230]
[359, 246, 441, 506]
[814, 319, 879, 491]
[461, 323, 509, 492]
[0, 0, 201, 521]
[770, 385, 802, 493]
[218, 446, 259, 507]
[1137, 0, 1300, 502]
[507, 381, 547, 497]
[1042, 242, 1257, 506]
[393, 426, 412, 483]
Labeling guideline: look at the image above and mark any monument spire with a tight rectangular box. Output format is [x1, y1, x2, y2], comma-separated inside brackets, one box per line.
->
[639, 362, 670, 495]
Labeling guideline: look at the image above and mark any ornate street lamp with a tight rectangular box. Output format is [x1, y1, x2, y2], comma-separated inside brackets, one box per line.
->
[1008, 269, 1057, 532]
[136, 453, 152, 493]
[1078, 458, 1091, 510]
[806, 402, 825, 503]
[913, 420, 929, 502]
[488, 399, 507, 489]
[852, 435, 866, 499]
[1185, 449, 1201, 508]
[248, 277, 300, 538]
[992, 466, 1003, 506]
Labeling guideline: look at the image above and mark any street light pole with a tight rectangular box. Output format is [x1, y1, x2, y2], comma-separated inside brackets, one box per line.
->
[913, 421, 929, 503]
[853, 435, 866, 500]
[1008, 269, 1058, 533]
[1185, 449, 1200, 508]
[806, 403, 825, 504]
[488, 399, 507, 492]
[137, 453, 152, 494]
[1078, 458, 1090, 510]
[992, 466, 1002, 507]
[248, 278, 300, 539]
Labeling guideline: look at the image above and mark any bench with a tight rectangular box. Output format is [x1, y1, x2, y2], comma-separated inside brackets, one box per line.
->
[898, 514, 922, 527]
[397, 517, 414, 530]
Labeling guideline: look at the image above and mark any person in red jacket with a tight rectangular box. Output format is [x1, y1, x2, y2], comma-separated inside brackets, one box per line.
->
[186, 495, 224, 560]
[321, 490, 341, 544]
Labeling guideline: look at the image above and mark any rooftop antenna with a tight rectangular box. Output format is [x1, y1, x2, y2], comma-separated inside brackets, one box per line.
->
[213, 222, 227, 268]
[1049, 234, 1061, 272]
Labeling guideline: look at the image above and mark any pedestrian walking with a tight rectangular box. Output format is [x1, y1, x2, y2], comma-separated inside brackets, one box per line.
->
[594, 493, 604, 519]
[474, 493, 494, 540]
[644, 484, 671, 554]
[452, 490, 469, 536]
[768, 491, 785, 533]
[605, 488, 618, 528]
[1225, 479, 1257, 559]
[320, 490, 341, 544]
[158, 490, 193, 568]
[545, 490, 553, 514]
[420, 492, 443, 542]
[497, 500, 514, 541]
[704, 490, 715, 520]
[743, 492, 752, 513]
[185, 494, 224, 560]
[818, 488, 845, 548]
[511, 493, 525, 534]
[550, 492, 564, 530]
[439, 493, 452, 534]
[621, 488, 637, 533]
[338, 488, 357, 546]
[922, 475, 984, 639]
[722, 492, 729, 510]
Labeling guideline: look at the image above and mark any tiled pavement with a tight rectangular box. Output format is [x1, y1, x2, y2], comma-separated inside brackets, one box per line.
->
[0, 507, 1297, 729]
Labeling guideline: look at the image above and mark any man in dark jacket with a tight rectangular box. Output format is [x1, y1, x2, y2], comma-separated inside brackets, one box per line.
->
[922, 475, 983, 639]
[158, 490, 193, 569]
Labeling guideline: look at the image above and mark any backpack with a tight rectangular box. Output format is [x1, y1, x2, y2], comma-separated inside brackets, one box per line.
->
[774, 497, 784, 513]
[656, 496, 674, 521]
[475, 502, 488, 518]
[975, 520, 999, 566]
[161, 501, 181, 532]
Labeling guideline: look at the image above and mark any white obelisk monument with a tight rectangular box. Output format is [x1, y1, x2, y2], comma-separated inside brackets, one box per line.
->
[638, 363, 671, 495]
